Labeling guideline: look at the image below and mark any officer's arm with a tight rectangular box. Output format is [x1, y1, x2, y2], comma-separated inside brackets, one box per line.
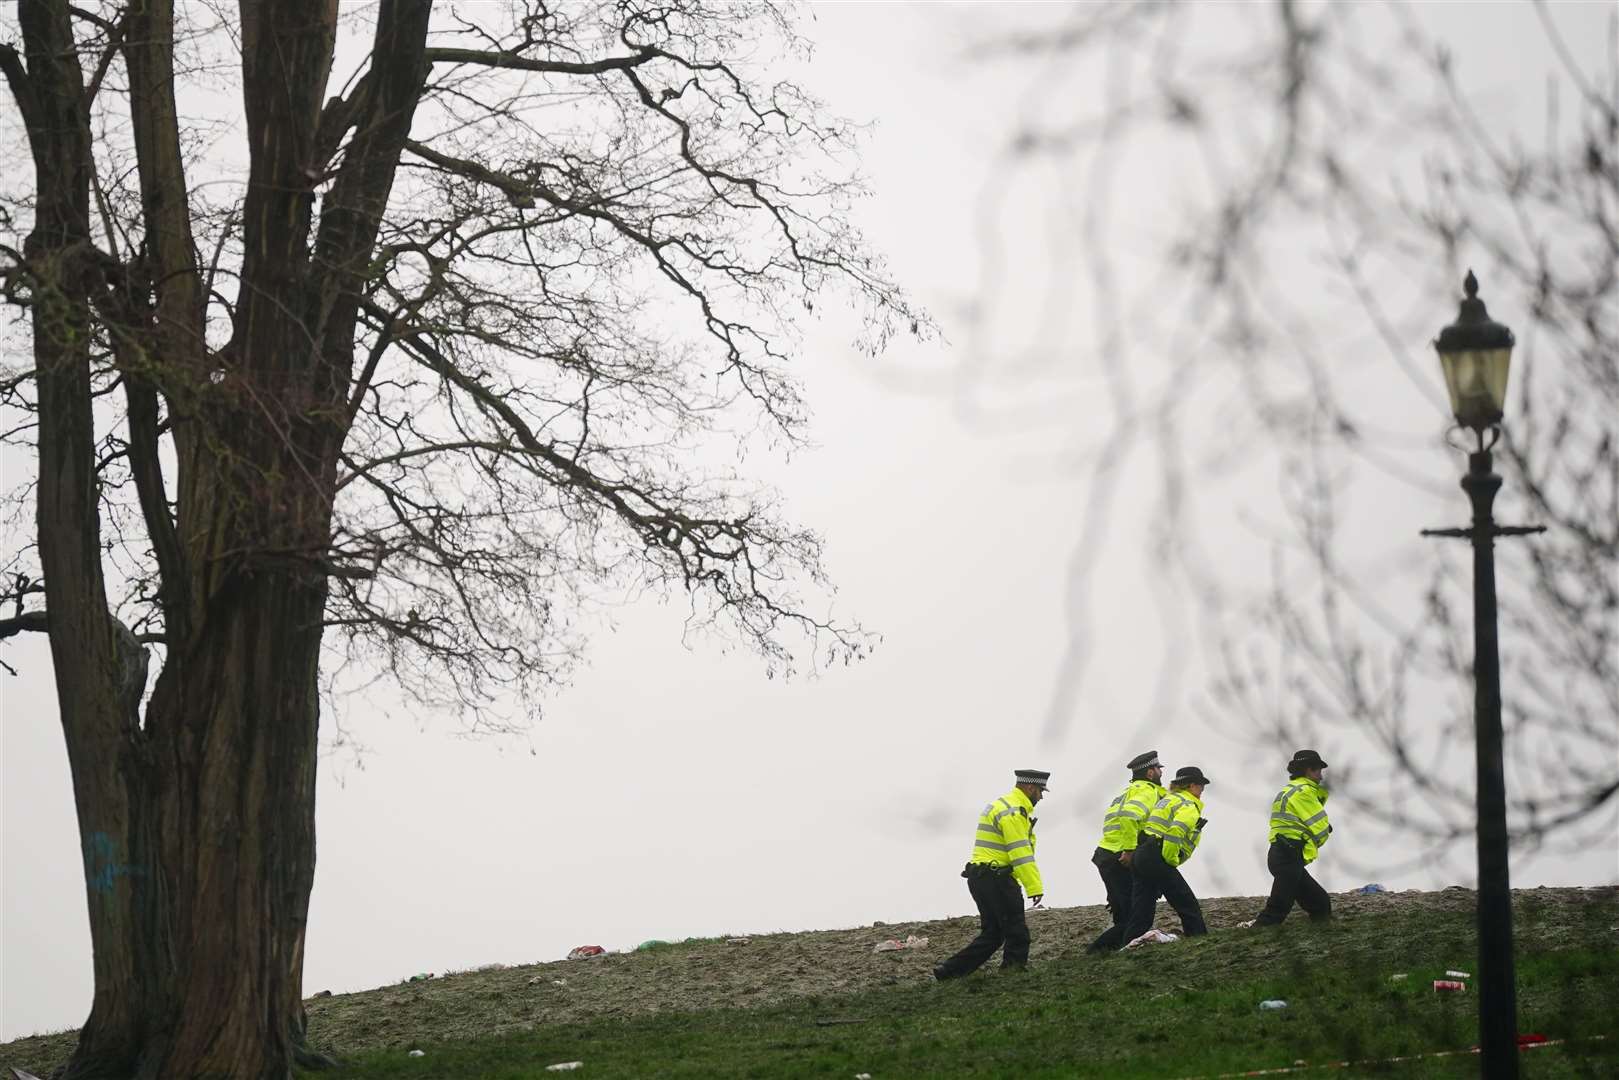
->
[1298, 790, 1331, 848]
[1000, 810, 1045, 897]
[1116, 789, 1152, 850]
[1180, 804, 1203, 863]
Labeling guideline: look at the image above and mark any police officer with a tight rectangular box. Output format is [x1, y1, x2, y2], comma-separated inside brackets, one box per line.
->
[1251, 749, 1333, 926]
[934, 769, 1048, 979]
[1085, 751, 1167, 953]
[1118, 765, 1211, 946]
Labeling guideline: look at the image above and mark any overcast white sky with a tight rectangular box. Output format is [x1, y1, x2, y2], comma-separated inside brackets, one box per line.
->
[4, 0, 1617, 1042]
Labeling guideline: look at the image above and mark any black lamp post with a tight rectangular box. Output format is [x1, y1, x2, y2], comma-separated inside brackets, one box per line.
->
[1421, 271, 1543, 1080]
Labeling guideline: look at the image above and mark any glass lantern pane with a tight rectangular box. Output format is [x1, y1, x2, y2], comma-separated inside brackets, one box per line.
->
[1440, 346, 1511, 427]
[1482, 346, 1512, 410]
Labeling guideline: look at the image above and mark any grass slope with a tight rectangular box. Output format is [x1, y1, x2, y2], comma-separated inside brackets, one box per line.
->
[4, 887, 1615, 1078]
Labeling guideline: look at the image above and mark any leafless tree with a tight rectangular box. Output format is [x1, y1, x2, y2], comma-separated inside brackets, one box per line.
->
[972, 0, 1615, 876]
[0, 1, 923, 1075]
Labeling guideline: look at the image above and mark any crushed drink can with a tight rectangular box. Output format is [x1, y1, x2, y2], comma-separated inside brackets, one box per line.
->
[1433, 979, 1466, 992]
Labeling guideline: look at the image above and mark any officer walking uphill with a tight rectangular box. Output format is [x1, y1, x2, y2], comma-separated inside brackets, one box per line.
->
[1085, 751, 1167, 953]
[934, 769, 1049, 979]
[1118, 766, 1211, 946]
[1251, 749, 1334, 926]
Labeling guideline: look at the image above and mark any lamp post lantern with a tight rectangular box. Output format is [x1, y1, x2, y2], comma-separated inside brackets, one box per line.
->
[1422, 270, 1544, 1080]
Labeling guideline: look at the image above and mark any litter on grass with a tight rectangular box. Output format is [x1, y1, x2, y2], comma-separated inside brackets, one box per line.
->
[408, 1050, 425, 1057]
[727, 937, 752, 945]
[1124, 928, 1180, 948]
[566, 945, 606, 960]
[1356, 883, 1388, 894]
[1389, 973, 1408, 981]
[1172, 1034, 1605, 1079]
[545, 1063, 584, 1072]
[1445, 969, 1471, 978]
[635, 940, 671, 951]
[1433, 980, 1466, 992]
[1235, 919, 1257, 929]
[872, 934, 929, 953]
[1259, 1000, 1287, 1010]
[406, 973, 434, 983]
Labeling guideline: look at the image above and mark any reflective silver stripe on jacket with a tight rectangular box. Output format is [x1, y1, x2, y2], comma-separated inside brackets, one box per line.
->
[1270, 784, 1325, 842]
[1148, 801, 1198, 861]
[974, 838, 1031, 853]
[992, 798, 1024, 825]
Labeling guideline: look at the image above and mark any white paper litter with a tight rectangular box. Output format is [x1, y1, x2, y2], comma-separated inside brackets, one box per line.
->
[546, 1063, 584, 1072]
[408, 1049, 425, 1057]
[1124, 928, 1181, 949]
[872, 934, 929, 953]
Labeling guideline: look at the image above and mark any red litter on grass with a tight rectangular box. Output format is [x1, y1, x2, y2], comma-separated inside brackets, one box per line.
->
[1517, 1033, 1548, 1046]
[1433, 979, 1466, 992]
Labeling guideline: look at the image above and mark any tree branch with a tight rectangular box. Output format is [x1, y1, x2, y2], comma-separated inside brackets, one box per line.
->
[312, 0, 434, 387]
[0, 42, 40, 136]
[0, 609, 48, 640]
[421, 46, 654, 76]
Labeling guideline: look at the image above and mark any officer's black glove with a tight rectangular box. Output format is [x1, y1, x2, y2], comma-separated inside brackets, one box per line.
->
[1196, 817, 1208, 829]
[1029, 894, 1045, 908]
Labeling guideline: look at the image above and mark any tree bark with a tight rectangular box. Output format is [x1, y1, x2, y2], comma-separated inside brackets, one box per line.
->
[9, 1, 430, 1076]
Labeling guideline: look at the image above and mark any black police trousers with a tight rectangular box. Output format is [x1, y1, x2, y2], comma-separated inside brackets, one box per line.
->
[1118, 838, 1207, 946]
[934, 864, 1029, 977]
[1085, 847, 1135, 953]
[1253, 837, 1332, 925]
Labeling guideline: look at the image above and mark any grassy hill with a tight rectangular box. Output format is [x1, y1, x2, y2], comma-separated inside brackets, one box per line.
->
[5, 886, 1616, 1078]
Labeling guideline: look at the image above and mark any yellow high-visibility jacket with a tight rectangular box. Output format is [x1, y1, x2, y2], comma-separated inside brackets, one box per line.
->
[1142, 790, 1206, 868]
[1096, 778, 1167, 852]
[969, 787, 1044, 896]
[1267, 777, 1331, 863]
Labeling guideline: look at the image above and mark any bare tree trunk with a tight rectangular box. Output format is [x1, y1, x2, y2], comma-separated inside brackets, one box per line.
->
[8, 0, 430, 1075]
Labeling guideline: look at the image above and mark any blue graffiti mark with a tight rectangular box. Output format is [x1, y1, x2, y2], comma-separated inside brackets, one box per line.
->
[82, 831, 144, 894]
